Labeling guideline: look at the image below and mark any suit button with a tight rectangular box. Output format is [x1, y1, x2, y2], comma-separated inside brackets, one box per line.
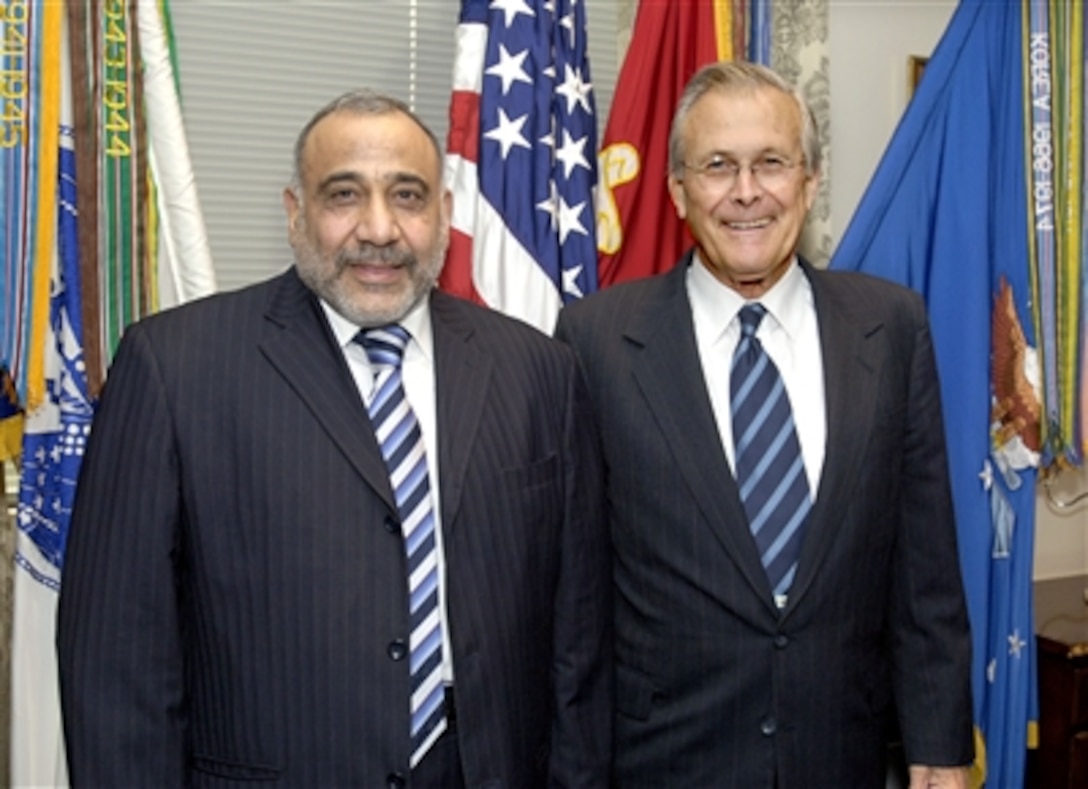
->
[386, 772, 406, 789]
[773, 634, 788, 649]
[387, 639, 407, 661]
[760, 717, 777, 736]
[384, 515, 400, 534]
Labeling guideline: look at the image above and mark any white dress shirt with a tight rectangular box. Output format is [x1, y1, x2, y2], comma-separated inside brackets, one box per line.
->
[687, 255, 827, 498]
[321, 294, 455, 685]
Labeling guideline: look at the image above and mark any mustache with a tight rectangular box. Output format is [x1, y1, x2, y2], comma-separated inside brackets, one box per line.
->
[336, 244, 415, 268]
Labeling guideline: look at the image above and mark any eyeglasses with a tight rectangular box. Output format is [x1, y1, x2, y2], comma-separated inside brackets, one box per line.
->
[681, 154, 805, 191]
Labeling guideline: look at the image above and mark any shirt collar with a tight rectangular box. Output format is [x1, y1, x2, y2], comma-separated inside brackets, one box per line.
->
[687, 253, 808, 342]
[319, 291, 434, 362]
[752, 259, 810, 343]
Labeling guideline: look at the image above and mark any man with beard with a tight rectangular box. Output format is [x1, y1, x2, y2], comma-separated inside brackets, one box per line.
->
[57, 90, 611, 788]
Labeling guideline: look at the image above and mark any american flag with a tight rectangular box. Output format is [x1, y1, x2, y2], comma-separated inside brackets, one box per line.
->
[442, 0, 598, 333]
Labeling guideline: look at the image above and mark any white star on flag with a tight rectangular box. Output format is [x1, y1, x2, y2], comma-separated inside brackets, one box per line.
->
[490, 0, 533, 28]
[557, 196, 588, 244]
[979, 458, 994, 490]
[559, 12, 576, 43]
[555, 129, 590, 178]
[562, 265, 584, 298]
[443, 0, 600, 333]
[555, 63, 592, 114]
[1007, 630, 1026, 658]
[484, 108, 531, 158]
[536, 182, 559, 230]
[485, 44, 532, 94]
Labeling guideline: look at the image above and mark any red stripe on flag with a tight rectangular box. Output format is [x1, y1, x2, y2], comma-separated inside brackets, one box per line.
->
[439, 228, 484, 305]
[446, 90, 480, 165]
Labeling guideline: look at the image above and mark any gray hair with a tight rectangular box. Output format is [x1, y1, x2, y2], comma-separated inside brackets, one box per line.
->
[667, 61, 821, 177]
[289, 89, 444, 190]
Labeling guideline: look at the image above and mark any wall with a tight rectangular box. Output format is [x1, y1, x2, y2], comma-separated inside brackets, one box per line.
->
[1034, 465, 1088, 579]
[828, 0, 957, 240]
[828, 0, 1088, 579]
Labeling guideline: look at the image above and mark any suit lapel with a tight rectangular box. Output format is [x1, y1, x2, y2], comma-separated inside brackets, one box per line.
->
[257, 269, 397, 513]
[430, 291, 492, 535]
[786, 265, 882, 610]
[626, 261, 773, 607]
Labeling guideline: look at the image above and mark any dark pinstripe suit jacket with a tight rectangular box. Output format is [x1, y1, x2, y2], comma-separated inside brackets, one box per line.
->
[57, 268, 612, 787]
[554, 256, 973, 788]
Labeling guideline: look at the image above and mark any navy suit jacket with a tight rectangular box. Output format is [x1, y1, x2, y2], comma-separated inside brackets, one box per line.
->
[57, 268, 612, 787]
[554, 256, 972, 788]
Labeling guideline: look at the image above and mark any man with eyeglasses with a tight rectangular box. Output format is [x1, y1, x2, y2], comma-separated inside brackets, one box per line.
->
[555, 61, 973, 788]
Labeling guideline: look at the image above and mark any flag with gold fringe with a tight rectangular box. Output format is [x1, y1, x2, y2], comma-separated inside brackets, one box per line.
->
[2, 1, 215, 783]
[831, 0, 1087, 785]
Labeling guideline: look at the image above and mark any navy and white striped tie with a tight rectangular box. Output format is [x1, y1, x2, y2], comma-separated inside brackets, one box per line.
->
[358, 325, 446, 768]
[730, 304, 812, 606]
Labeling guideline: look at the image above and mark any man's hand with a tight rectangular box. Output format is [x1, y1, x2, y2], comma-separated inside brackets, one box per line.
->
[908, 764, 969, 789]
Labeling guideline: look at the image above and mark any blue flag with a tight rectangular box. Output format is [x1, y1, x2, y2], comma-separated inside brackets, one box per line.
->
[830, 2, 1038, 786]
[11, 118, 93, 788]
[15, 124, 92, 578]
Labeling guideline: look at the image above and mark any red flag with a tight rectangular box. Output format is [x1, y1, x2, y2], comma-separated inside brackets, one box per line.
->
[596, 0, 731, 287]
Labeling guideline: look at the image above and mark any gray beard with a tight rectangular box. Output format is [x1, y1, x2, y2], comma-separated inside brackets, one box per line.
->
[293, 239, 444, 327]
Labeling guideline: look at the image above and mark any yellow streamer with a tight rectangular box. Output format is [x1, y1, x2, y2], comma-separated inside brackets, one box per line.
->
[26, 0, 63, 413]
[1060, 0, 1082, 463]
[713, 0, 733, 61]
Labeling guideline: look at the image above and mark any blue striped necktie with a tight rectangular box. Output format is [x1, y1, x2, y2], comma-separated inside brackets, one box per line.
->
[358, 325, 446, 768]
[729, 304, 812, 606]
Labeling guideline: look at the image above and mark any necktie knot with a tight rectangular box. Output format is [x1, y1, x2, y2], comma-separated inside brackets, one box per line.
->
[738, 303, 767, 339]
[358, 325, 410, 369]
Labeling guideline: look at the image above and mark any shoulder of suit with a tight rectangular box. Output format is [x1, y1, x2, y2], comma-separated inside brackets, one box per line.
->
[809, 266, 923, 309]
[128, 269, 292, 338]
[561, 271, 673, 321]
[430, 289, 569, 352]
